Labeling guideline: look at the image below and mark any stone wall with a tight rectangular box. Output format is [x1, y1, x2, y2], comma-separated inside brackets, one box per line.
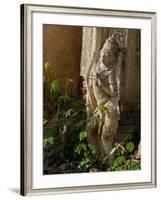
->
[43, 25, 82, 94]
[118, 29, 140, 143]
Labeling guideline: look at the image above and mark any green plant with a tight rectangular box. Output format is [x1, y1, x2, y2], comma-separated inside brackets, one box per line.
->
[79, 131, 88, 141]
[107, 141, 140, 171]
[99, 105, 108, 114]
[126, 142, 135, 153]
[74, 131, 98, 172]
[43, 75, 140, 174]
[87, 115, 101, 126]
[50, 80, 59, 95]
[43, 136, 55, 148]
[43, 61, 50, 98]
[44, 61, 49, 72]
[43, 78, 89, 173]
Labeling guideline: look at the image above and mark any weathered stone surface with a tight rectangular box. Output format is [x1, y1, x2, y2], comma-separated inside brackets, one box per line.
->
[80, 27, 140, 145]
[43, 25, 82, 94]
[84, 34, 125, 162]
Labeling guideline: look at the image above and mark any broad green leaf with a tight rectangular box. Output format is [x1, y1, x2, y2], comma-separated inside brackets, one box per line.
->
[99, 105, 108, 114]
[79, 131, 87, 141]
[50, 80, 59, 95]
[113, 156, 125, 167]
[63, 109, 73, 118]
[126, 142, 135, 153]
[115, 167, 123, 171]
[43, 136, 54, 148]
[44, 61, 49, 71]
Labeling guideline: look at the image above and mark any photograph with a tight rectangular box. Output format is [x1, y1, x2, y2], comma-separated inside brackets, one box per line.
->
[43, 25, 141, 175]
[20, 4, 156, 195]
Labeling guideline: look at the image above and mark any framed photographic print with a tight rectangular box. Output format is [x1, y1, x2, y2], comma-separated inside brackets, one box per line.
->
[20, 4, 157, 196]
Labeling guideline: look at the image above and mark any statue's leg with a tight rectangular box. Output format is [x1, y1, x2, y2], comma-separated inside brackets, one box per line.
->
[101, 116, 118, 165]
[86, 123, 98, 145]
[86, 112, 99, 151]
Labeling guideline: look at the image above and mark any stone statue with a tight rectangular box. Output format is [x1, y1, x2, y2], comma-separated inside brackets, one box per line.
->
[85, 34, 125, 164]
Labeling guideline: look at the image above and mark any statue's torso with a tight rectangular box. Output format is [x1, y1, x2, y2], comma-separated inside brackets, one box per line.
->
[89, 63, 118, 104]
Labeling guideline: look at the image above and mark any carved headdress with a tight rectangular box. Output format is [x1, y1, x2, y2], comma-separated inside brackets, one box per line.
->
[100, 34, 119, 60]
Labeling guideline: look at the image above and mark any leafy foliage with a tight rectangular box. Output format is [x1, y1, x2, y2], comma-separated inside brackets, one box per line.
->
[43, 136, 55, 148]
[50, 80, 59, 95]
[43, 78, 88, 173]
[87, 115, 101, 126]
[107, 141, 140, 171]
[74, 131, 98, 172]
[99, 105, 108, 114]
[126, 142, 135, 153]
[79, 131, 88, 141]
[43, 72, 140, 174]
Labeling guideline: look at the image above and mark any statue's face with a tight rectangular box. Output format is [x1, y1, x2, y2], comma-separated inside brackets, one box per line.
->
[102, 51, 115, 68]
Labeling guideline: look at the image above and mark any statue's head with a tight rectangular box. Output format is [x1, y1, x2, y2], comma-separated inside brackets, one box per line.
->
[100, 34, 119, 67]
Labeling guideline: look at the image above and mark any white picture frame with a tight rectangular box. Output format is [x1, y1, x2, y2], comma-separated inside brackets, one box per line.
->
[20, 4, 156, 196]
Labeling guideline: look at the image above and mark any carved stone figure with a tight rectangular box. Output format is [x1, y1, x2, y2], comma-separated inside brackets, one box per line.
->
[86, 35, 125, 164]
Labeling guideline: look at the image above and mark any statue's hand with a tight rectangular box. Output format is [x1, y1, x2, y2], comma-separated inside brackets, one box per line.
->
[101, 85, 115, 97]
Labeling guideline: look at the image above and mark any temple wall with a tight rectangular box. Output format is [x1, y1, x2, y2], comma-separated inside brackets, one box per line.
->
[43, 25, 82, 94]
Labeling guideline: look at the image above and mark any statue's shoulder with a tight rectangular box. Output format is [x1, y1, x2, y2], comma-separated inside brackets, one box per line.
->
[89, 62, 101, 76]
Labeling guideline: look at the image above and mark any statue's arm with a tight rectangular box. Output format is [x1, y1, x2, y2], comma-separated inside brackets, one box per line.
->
[86, 84, 97, 115]
[85, 51, 98, 115]
[101, 84, 115, 97]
